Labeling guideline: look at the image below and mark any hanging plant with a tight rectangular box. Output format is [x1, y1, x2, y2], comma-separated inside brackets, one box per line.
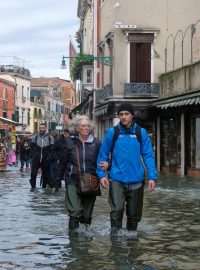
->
[71, 53, 93, 81]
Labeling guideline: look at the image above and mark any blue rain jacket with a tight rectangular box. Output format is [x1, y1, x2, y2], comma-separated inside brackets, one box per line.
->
[96, 123, 157, 184]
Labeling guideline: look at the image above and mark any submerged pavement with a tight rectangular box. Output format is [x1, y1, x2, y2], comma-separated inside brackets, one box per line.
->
[0, 167, 200, 269]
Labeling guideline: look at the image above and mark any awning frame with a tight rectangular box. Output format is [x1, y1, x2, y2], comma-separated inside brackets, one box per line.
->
[0, 116, 20, 126]
[154, 91, 200, 109]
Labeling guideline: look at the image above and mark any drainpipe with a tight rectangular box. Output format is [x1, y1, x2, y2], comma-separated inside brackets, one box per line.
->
[156, 117, 161, 172]
[93, 0, 97, 133]
[181, 114, 185, 175]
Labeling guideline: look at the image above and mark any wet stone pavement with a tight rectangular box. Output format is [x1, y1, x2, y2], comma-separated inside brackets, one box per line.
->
[0, 166, 200, 270]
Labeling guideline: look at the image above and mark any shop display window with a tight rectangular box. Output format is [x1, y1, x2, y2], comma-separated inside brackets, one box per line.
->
[190, 117, 200, 169]
[161, 117, 181, 168]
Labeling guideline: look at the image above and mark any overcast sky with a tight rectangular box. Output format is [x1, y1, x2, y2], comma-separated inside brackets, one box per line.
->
[0, 0, 79, 80]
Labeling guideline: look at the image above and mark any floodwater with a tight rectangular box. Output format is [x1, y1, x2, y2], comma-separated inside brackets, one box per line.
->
[0, 167, 199, 270]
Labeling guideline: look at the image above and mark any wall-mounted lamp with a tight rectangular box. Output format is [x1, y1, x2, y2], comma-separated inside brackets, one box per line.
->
[61, 54, 113, 68]
[61, 56, 67, 69]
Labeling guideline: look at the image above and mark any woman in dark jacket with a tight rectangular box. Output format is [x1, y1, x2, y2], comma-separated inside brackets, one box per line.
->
[52, 129, 70, 191]
[59, 115, 101, 235]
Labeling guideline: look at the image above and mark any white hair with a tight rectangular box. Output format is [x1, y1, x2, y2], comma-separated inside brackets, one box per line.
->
[68, 114, 94, 134]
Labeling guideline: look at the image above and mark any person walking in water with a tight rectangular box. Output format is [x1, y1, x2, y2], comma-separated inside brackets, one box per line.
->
[19, 136, 31, 173]
[29, 123, 54, 189]
[58, 115, 101, 236]
[97, 103, 157, 234]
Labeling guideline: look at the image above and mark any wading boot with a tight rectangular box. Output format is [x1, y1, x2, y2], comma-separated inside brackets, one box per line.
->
[127, 220, 138, 231]
[111, 220, 122, 236]
[68, 218, 79, 237]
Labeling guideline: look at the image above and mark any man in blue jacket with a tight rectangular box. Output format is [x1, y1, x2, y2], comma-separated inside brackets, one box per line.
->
[97, 103, 157, 234]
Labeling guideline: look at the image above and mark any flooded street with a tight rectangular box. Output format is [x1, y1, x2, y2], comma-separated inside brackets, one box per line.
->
[0, 168, 199, 270]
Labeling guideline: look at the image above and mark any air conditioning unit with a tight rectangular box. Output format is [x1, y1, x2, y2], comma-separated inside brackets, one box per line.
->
[22, 96, 26, 102]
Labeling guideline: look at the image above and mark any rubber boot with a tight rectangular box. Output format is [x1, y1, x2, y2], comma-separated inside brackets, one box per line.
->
[127, 219, 138, 231]
[29, 178, 36, 189]
[68, 218, 79, 237]
[111, 220, 122, 236]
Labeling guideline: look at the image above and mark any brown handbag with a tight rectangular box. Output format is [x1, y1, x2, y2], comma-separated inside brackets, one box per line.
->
[76, 146, 101, 196]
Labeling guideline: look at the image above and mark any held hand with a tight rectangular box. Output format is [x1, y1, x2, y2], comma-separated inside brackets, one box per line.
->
[99, 161, 109, 171]
[148, 180, 155, 192]
[100, 177, 109, 189]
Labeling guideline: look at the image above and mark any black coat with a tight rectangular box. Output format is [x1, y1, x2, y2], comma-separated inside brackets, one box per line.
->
[53, 134, 68, 162]
[59, 136, 101, 185]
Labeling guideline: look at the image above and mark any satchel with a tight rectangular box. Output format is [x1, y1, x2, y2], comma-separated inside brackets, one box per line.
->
[79, 173, 101, 196]
[76, 147, 101, 196]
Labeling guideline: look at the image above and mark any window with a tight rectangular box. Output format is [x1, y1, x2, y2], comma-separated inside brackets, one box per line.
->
[2, 88, 6, 99]
[61, 105, 64, 114]
[130, 43, 151, 83]
[15, 111, 19, 122]
[129, 34, 153, 83]
[190, 116, 200, 168]
[27, 112, 30, 125]
[34, 122, 38, 132]
[160, 116, 181, 169]
[22, 86, 24, 97]
[87, 69, 92, 83]
[48, 101, 51, 111]
[27, 87, 29, 99]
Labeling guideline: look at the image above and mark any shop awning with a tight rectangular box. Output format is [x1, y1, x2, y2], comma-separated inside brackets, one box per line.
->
[0, 116, 20, 126]
[94, 104, 108, 116]
[154, 91, 200, 109]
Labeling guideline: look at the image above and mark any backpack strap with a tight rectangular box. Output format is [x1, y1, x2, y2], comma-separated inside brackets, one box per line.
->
[135, 125, 142, 145]
[111, 126, 120, 154]
[111, 124, 142, 154]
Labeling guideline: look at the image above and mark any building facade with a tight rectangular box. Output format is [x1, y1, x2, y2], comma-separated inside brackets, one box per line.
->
[0, 66, 31, 135]
[31, 77, 76, 132]
[73, 0, 200, 177]
[154, 61, 200, 177]
[0, 77, 16, 137]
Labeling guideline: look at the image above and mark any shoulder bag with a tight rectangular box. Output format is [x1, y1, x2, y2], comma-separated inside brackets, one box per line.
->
[76, 146, 101, 196]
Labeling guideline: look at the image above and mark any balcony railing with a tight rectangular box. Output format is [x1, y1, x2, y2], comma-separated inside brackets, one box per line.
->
[95, 84, 113, 104]
[124, 83, 159, 98]
[34, 113, 44, 118]
[95, 83, 159, 104]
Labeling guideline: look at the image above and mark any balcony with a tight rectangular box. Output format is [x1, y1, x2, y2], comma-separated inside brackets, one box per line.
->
[95, 83, 159, 104]
[124, 83, 159, 98]
[95, 84, 113, 104]
[34, 112, 44, 119]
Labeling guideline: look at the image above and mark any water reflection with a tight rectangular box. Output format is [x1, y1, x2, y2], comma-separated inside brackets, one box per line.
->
[0, 169, 199, 269]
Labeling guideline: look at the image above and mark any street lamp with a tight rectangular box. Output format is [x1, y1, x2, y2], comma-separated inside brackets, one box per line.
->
[61, 56, 67, 69]
[60, 54, 113, 68]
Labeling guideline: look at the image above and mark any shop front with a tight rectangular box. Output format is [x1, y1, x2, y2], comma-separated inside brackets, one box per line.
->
[156, 106, 200, 177]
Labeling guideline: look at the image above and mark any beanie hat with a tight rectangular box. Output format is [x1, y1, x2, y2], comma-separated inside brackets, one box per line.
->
[117, 103, 134, 115]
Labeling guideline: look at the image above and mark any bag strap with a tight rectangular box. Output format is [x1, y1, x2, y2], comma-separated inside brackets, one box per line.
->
[76, 146, 81, 175]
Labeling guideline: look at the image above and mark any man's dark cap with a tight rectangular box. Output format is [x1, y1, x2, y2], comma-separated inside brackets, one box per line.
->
[117, 103, 134, 115]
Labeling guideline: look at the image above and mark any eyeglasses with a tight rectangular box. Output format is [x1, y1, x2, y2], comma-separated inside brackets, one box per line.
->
[79, 124, 91, 128]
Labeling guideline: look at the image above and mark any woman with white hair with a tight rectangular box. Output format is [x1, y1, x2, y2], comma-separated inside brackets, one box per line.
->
[58, 115, 101, 235]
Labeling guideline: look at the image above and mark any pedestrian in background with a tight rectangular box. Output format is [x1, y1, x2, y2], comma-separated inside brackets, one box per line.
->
[29, 123, 54, 189]
[97, 103, 157, 235]
[15, 136, 21, 167]
[19, 136, 30, 173]
[52, 128, 70, 192]
[58, 115, 101, 235]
